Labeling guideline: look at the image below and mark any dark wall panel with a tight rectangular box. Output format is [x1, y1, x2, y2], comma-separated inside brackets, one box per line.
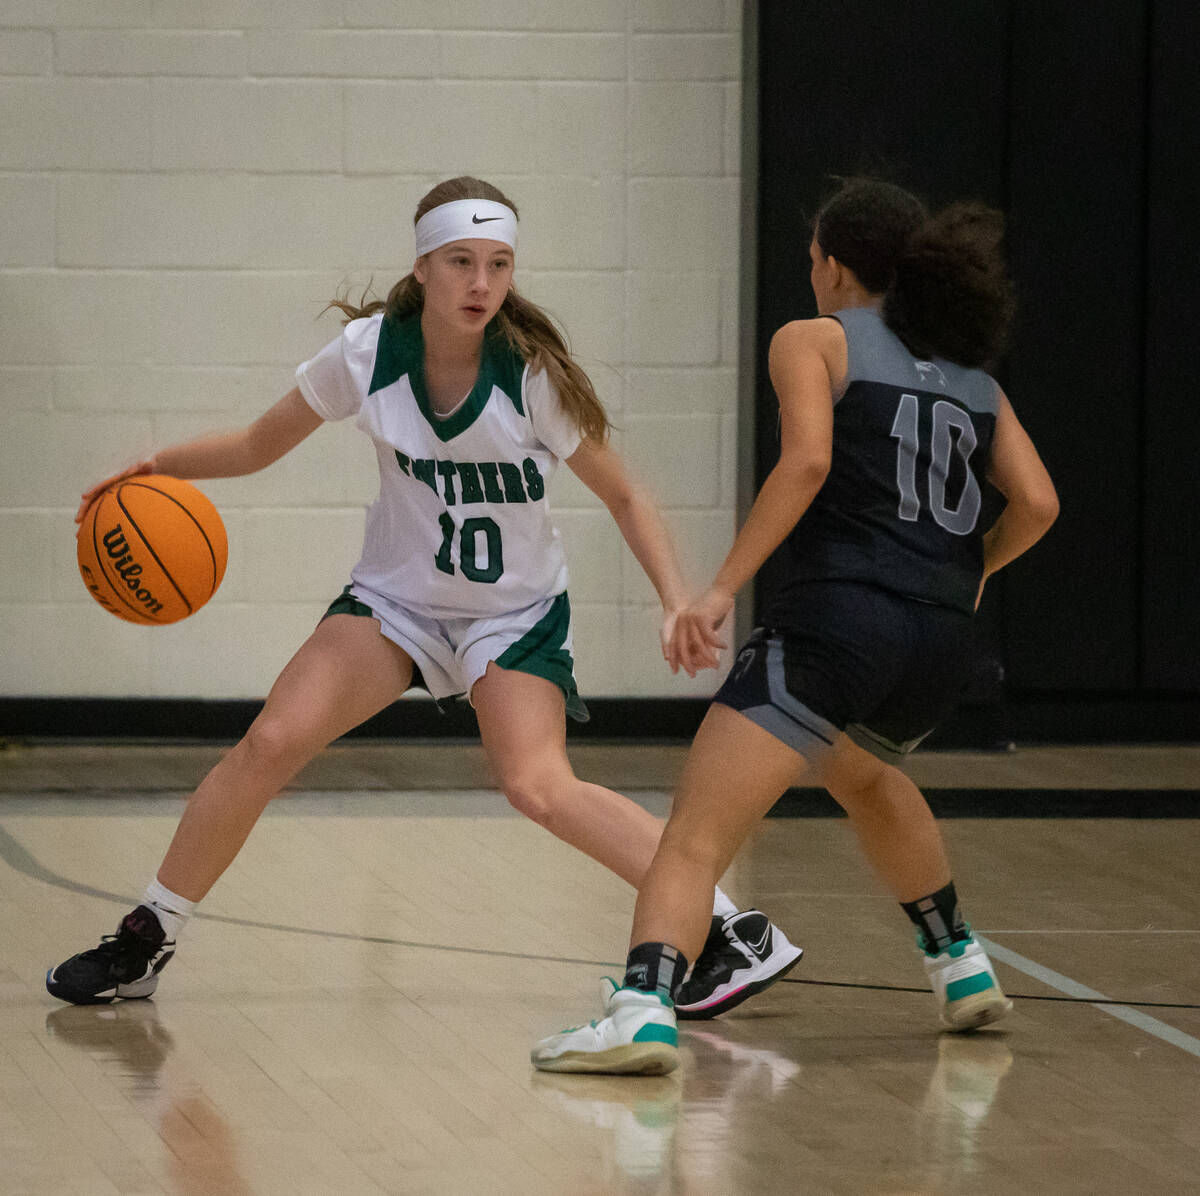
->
[756, 2, 1008, 352]
[1142, 4, 1200, 691]
[1001, 1, 1146, 688]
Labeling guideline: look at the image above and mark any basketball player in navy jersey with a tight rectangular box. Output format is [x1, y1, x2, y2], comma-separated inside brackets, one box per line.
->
[534, 179, 1059, 1074]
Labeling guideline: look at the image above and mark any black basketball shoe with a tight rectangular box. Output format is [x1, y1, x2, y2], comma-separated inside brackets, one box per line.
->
[674, 910, 803, 1019]
[46, 905, 175, 1005]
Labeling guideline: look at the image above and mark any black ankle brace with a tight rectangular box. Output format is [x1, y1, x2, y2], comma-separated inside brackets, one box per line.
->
[624, 941, 689, 1000]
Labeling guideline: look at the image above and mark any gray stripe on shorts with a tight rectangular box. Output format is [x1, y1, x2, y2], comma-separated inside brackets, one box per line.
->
[737, 704, 831, 758]
[847, 721, 933, 761]
[764, 638, 841, 746]
[729, 638, 842, 761]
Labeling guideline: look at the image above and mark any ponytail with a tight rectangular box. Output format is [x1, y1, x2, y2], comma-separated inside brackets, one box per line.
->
[883, 204, 1015, 368]
[491, 288, 609, 443]
[816, 178, 1015, 368]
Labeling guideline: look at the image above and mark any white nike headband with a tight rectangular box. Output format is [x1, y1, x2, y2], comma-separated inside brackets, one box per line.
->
[413, 198, 518, 257]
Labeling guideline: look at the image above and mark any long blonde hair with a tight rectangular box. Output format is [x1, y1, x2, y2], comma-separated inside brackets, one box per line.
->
[328, 176, 610, 444]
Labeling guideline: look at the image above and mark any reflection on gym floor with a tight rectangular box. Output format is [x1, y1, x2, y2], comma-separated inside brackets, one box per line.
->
[1, 744, 1197, 1194]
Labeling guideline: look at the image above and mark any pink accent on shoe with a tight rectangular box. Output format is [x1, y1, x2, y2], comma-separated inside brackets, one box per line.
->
[690, 983, 749, 1010]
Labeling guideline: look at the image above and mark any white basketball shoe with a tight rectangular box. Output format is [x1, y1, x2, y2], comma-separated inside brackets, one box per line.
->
[924, 935, 1012, 1031]
[532, 978, 679, 1075]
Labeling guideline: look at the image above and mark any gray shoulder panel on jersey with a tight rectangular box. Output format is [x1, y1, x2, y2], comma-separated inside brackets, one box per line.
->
[831, 306, 999, 415]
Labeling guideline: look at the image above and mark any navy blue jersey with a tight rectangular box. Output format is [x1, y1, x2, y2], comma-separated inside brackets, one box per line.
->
[761, 307, 999, 620]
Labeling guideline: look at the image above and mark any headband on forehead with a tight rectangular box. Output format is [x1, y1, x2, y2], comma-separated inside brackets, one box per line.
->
[413, 198, 518, 258]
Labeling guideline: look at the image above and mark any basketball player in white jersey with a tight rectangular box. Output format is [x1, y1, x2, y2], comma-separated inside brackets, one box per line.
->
[47, 177, 802, 1013]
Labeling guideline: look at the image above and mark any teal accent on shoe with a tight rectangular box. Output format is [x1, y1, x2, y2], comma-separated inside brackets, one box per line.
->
[921, 931, 976, 958]
[946, 972, 996, 1001]
[632, 1024, 677, 1046]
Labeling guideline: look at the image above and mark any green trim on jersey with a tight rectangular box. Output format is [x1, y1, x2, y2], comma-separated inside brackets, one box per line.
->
[496, 592, 589, 722]
[369, 313, 526, 443]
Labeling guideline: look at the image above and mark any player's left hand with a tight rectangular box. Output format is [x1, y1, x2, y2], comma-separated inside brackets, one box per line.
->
[666, 587, 730, 676]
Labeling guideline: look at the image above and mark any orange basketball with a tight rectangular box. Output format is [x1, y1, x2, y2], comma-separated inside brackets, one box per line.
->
[77, 475, 228, 625]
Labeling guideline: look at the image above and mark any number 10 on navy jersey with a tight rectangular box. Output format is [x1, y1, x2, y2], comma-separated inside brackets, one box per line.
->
[889, 393, 983, 536]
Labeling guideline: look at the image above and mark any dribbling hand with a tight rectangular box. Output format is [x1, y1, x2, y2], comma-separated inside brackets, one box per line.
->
[76, 459, 156, 525]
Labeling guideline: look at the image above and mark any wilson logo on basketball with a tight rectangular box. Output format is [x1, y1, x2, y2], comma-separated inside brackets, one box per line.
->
[77, 474, 228, 625]
[101, 524, 166, 615]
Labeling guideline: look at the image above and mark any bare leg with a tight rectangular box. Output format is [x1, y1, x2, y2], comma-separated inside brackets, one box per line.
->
[631, 704, 808, 962]
[472, 664, 664, 888]
[820, 737, 951, 903]
[157, 615, 414, 900]
[820, 737, 1009, 1030]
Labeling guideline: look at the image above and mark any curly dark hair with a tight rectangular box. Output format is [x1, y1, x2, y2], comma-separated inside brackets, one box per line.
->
[815, 178, 1015, 368]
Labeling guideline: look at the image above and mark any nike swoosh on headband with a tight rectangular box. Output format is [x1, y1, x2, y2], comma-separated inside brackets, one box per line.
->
[414, 200, 517, 255]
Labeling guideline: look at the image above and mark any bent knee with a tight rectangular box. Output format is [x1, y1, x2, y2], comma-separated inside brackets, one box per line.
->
[657, 818, 727, 876]
[825, 756, 900, 809]
[239, 715, 322, 778]
[500, 770, 574, 827]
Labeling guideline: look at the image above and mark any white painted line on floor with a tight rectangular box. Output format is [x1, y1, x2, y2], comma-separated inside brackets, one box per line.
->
[977, 935, 1200, 1060]
[981, 929, 1200, 935]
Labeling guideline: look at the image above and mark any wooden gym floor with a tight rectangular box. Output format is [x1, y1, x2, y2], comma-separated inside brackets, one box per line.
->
[0, 741, 1198, 1195]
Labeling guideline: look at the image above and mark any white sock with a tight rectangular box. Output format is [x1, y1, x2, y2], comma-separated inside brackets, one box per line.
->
[142, 879, 195, 942]
[712, 886, 738, 918]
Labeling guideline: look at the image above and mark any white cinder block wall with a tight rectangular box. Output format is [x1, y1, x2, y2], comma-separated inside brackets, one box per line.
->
[0, 1, 743, 704]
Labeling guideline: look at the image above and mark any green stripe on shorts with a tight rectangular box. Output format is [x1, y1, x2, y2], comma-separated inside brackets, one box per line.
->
[323, 585, 374, 620]
[497, 592, 589, 722]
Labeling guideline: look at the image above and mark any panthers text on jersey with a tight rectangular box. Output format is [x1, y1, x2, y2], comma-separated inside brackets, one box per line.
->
[297, 312, 583, 620]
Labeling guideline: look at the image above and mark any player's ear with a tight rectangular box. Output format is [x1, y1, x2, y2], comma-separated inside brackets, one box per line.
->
[413, 255, 427, 285]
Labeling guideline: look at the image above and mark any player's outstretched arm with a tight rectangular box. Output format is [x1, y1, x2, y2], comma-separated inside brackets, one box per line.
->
[153, 388, 323, 481]
[706, 320, 833, 596]
[667, 320, 834, 674]
[565, 436, 718, 676]
[977, 389, 1059, 603]
[75, 389, 323, 523]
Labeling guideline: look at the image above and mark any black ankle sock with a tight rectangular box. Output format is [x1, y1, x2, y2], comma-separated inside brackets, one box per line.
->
[624, 942, 689, 1001]
[901, 881, 969, 953]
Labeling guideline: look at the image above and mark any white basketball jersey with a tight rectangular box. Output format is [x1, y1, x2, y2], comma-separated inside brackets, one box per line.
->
[296, 312, 582, 619]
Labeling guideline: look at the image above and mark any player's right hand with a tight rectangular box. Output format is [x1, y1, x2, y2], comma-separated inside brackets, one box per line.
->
[667, 586, 731, 676]
[75, 459, 156, 524]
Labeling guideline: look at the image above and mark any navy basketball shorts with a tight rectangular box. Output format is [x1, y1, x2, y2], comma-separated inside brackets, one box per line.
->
[712, 580, 977, 764]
